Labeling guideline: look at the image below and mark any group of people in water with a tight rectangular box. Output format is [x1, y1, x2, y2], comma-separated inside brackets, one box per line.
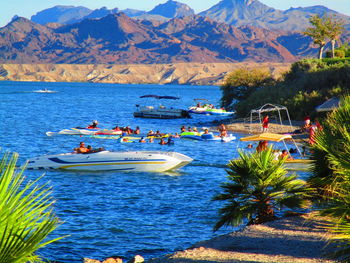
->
[138, 135, 174, 145]
[79, 118, 312, 160]
[86, 120, 141, 135]
[112, 125, 140, 135]
[180, 123, 228, 137]
[253, 140, 294, 160]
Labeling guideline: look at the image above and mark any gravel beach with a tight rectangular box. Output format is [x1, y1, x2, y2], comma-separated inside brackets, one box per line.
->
[146, 213, 336, 263]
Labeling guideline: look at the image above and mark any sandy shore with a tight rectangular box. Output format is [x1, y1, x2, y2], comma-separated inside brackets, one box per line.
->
[146, 213, 336, 263]
[225, 122, 302, 135]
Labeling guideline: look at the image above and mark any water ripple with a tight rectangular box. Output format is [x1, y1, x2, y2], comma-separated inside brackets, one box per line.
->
[0, 82, 311, 262]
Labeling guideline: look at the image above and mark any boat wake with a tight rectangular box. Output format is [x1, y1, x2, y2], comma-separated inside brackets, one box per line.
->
[189, 162, 227, 169]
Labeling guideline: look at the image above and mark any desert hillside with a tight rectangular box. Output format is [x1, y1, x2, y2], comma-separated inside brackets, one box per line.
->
[0, 63, 291, 85]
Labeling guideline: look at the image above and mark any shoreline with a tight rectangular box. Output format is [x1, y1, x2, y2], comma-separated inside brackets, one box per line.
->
[146, 213, 336, 263]
[225, 122, 303, 135]
[145, 122, 317, 263]
[0, 63, 291, 86]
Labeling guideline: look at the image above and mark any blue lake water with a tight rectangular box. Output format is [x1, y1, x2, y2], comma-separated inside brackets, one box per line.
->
[0, 81, 308, 262]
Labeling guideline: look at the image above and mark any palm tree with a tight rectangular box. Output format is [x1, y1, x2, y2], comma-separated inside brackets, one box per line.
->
[213, 147, 309, 231]
[304, 14, 329, 59]
[320, 186, 350, 261]
[309, 95, 350, 193]
[0, 152, 64, 263]
[308, 95, 350, 260]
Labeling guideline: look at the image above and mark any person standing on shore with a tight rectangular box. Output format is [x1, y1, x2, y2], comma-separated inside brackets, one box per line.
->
[262, 115, 269, 133]
[309, 123, 318, 145]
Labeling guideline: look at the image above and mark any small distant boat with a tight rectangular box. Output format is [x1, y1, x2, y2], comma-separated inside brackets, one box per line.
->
[188, 99, 234, 117]
[134, 95, 191, 119]
[240, 133, 313, 171]
[33, 89, 57, 93]
[26, 151, 193, 172]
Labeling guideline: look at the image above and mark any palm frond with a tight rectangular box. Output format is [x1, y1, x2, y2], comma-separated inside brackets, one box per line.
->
[213, 147, 309, 230]
[0, 152, 65, 263]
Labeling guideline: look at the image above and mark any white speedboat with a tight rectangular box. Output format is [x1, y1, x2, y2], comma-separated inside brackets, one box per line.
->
[26, 151, 193, 172]
[134, 95, 190, 119]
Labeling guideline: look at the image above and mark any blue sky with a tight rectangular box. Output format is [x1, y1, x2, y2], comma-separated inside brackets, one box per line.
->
[1, 0, 349, 27]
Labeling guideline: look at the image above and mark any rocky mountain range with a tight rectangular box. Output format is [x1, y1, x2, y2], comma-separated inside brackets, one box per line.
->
[200, 0, 350, 32]
[28, 0, 350, 32]
[0, 0, 348, 64]
[31, 0, 195, 25]
[31, 6, 121, 25]
[0, 13, 315, 64]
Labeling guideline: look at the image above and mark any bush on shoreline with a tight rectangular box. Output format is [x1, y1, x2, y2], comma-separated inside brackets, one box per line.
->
[221, 58, 350, 120]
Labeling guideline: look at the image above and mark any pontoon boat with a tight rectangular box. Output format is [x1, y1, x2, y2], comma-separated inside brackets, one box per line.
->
[134, 95, 190, 119]
[240, 133, 313, 171]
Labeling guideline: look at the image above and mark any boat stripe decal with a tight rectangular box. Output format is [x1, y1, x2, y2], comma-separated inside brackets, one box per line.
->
[48, 157, 166, 164]
[59, 161, 167, 169]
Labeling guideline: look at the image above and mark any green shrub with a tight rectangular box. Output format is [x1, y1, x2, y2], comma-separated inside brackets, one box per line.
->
[220, 67, 275, 110]
[326, 49, 346, 58]
[223, 59, 350, 119]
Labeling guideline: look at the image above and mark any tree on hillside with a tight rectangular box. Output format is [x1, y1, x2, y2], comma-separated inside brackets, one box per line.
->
[325, 15, 344, 58]
[220, 68, 274, 110]
[304, 14, 329, 59]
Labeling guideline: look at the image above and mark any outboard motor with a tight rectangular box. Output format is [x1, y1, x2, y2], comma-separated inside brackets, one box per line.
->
[182, 110, 191, 118]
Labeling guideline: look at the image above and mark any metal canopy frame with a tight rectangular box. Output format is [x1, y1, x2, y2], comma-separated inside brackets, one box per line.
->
[249, 103, 293, 134]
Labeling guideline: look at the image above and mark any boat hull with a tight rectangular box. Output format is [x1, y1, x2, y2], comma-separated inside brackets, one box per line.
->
[26, 151, 193, 172]
[134, 109, 190, 119]
[46, 128, 99, 136]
